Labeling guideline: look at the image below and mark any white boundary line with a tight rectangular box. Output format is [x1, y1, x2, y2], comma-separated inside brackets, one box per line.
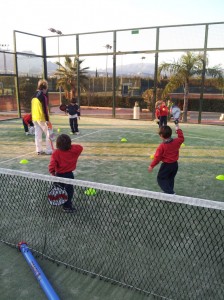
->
[0, 129, 104, 164]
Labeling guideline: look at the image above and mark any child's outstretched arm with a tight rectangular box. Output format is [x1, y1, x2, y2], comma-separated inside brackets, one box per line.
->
[175, 124, 184, 144]
[148, 166, 153, 172]
[175, 123, 180, 130]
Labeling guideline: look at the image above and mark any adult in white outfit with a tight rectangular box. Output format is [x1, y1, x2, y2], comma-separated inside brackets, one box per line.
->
[31, 79, 52, 155]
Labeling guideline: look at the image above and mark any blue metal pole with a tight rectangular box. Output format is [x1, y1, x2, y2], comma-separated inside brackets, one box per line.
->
[18, 242, 60, 300]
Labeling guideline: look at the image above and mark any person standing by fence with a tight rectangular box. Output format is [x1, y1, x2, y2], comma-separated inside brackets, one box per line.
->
[48, 134, 83, 213]
[148, 123, 184, 194]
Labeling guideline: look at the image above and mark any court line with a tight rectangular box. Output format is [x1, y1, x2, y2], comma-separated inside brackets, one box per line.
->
[103, 128, 224, 141]
[1, 127, 223, 164]
[71, 129, 104, 140]
[0, 129, 104, 164]
[184, 134, 224, 142]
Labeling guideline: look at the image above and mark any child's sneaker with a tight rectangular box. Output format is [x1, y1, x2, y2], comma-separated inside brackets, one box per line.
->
[75, 132, 80, 135]
[37, 151, 45, 155]
[62, 206, 76, 213]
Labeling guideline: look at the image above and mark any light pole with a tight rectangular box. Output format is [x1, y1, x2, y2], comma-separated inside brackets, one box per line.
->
[104, 44, 112, 92]
[48, 28, 63, 104]
[118, 51, 123, 86]
[141, 56, 146, 76]
[0, 44, 9, 73]
[74, 56, 80, 104]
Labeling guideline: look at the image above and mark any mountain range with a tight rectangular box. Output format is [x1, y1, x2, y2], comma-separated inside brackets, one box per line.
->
[0, 52, 155, 77]
[97, 63, 155, 77]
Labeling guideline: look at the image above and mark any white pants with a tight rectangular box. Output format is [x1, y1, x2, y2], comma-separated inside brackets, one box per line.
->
[33, 121, 52, 153]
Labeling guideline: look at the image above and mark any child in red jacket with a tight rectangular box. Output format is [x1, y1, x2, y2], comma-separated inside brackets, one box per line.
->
[148, 124, 184, 194]
[159, 101, 168, 128]
[48, 134, 83, 213]
[22, 113, 34, 135]
[155, 107, 160, 126]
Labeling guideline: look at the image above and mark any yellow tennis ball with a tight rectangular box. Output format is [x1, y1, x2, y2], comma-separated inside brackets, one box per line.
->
[121, 138, 127, 142]
[89, 189, 96, 195]
[181, 143, 185, 147]
[216, 175, 224, 180]
[57, 128, 61, 132]
[150, 154, 154, 159]
[85, 188, 96, 196]
[20, 159, 29, 164]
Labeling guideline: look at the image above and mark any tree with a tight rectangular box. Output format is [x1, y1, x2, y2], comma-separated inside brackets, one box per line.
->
[158, 51, 224, 122]
[54, 56, 89, 101]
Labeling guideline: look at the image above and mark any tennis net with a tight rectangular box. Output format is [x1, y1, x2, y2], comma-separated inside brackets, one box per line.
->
[0, 167, 224, 299]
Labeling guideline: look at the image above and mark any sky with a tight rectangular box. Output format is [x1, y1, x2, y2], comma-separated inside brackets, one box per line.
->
[1, 0, 224, 46]
[1, 0, 224, 72]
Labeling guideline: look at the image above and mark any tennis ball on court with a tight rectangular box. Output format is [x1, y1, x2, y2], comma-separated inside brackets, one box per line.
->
[181, 143, 185, 147]
[85, 188, 96, 196]
[121, 138, 127, 142]
[216, 175, 224, 181]
[57, 128, 61, 132]
[20, 159, 29, 164]
[150, 154, 154, 159]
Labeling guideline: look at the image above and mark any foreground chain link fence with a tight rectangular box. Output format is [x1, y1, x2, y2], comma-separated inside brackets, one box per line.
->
[0, 168, 224, 299]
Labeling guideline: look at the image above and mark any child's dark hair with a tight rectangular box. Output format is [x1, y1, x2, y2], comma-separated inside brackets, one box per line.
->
[159, 126, 172, 139]
[56, 134, 72, 150]
[71, 98, 77, 104]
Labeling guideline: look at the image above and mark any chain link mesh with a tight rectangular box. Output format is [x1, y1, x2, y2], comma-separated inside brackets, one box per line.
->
[0, 168, 224, 299]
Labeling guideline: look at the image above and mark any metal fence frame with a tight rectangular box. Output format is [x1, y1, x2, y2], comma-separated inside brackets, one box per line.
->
[0, 21, 224, 121]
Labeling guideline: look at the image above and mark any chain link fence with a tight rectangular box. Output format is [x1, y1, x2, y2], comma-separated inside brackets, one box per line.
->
[1, 168, 224, 299]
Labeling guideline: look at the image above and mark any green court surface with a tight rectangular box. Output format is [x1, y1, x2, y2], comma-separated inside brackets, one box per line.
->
[0, 243, 152, 300]
[1, 116, 224, 299]
[0, 115, 224, 201]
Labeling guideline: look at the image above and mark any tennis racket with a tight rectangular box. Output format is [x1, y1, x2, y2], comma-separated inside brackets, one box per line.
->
[48, 183, 68, 206]
[171, 106, 181, 124]
[59, 104, 67, 112]
[46, 121, 56, 150]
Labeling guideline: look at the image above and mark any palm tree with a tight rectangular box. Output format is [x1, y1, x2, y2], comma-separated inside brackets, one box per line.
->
[54, 56, 89, 101]
[158, 51, 224, 122]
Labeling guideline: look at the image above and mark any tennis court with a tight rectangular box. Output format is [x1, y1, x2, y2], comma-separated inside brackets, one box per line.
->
[1, 116, 224, 299]
[1, 115, 224, 201]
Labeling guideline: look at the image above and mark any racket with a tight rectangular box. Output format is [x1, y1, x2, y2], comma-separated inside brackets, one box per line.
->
[59, 104, 67, 112]
[28, 126, 35, 135]
[171, 106, 181, 124]
[46, 121, 56, 150]
[48, 183, 68, 206]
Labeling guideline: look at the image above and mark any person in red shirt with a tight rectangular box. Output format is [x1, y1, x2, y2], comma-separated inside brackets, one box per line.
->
[155, 106, 160, 126]
[22, 113, 34, 135]
[148, 124, 184, 194]
[159, 101, 168, 128]
[48, 134, 83, 213]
